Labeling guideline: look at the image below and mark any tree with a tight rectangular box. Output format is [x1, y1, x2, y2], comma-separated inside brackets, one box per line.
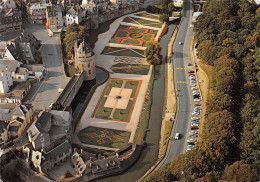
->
[145, 41, 162, 65]
[197, 40, 218, 65]
[144, 170, 175, 182]
[223, 161, 258, 181]
[159, 13, 169, 23]
[63, 23, 88, 59]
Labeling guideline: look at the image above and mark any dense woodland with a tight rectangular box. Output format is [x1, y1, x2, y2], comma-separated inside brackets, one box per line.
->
[145, 0, 260, 181]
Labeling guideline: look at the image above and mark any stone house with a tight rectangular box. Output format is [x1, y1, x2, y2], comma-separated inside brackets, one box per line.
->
[65, 6, 83, 26]
[0, 68, 13, 93]
[22, 0, 48, 24]
[74, 40, 96, 80]
[0, 104, 33, 146]
[46, 5, 64, 31]
[0, 9, 22, 34]
[23, 110, 72, 173]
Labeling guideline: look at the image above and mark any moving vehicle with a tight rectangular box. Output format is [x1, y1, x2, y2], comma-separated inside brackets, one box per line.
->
[175, 133, 180, 140]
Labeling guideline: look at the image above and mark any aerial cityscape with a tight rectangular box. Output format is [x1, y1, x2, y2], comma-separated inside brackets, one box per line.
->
[0, 0, 259, 181]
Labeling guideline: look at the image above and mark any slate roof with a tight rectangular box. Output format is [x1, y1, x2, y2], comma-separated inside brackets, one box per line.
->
[35, 112, 52, 133]
[45, 141, 71, 159]
[0, 59, 20, 72]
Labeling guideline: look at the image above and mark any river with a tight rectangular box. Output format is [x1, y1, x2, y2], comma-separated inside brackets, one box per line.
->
[98, 24, 175, 182]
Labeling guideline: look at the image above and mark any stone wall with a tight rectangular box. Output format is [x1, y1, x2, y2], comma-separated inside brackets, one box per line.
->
[55, 72, 85, 108]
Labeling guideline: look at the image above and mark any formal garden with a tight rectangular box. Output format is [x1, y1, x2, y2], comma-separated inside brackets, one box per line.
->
[93, 79, 141, 122]
[111, 63, 150, 75]
[123, 16, 162, 28]
[101, 46, 145, 58]
[109, 25, 158, 47]
[78, 126, 131, 149]
[135, 12, 160, 20]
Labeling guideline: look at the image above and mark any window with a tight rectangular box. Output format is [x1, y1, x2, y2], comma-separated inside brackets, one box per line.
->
[18, 76, 21, 79]
[89, 70, 91, 74]
[88, 63, 90, 68]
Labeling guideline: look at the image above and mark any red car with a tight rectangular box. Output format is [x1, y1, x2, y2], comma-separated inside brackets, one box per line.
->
[190, 126, 199, 130]
[188, 70, 195, 73]
[189, 74, 195, 76]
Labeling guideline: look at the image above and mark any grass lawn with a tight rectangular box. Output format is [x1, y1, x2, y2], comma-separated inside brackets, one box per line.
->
[135, 13, 160, 20]
[101, 46, 145, 58]
[105, 79, 123, 95]
[95, 97, 113, 118]
[124, 80, 139, 98]
[111, 63, 150, 75]
[113, 100, 133, 121]
[123, 17, 162, 28]
[78, 126, 130, 149]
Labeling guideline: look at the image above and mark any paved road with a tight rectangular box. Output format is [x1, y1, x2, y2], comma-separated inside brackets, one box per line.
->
[22, 22, 68, 110]
[158, 0, 194, 167]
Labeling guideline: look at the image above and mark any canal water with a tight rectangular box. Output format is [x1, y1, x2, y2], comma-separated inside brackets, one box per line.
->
[98, 24, 176, 182]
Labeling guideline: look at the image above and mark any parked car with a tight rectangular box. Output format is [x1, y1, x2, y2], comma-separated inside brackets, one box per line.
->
[194, 98, 201, 102]
[193, 95, 200, 99]
[194, 107, 201, 111]
[190, 80, 196, 83]
[190, 83, 196, 87]
[191, 117, 199, 120]
[188, 70, 195, 73]
[187, 139, 197, 143]
[191, 123, 199, 127]
[189, 73, 195, 76]
[194, 102, 201, 106]
[191, 87, 197, 90]
[191, 120, 199, 124]
[192, 112, 200, 116]
[193, 92, 200, 96]
[191, 126, 199, 130]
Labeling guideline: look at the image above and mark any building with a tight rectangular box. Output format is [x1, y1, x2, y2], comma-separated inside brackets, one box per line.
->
[46, 5, 63, 31]
[23, 110, 72, 173]
[0, 9, 22, 34]
[173, 0, 183, 7]
[23, 0, 48, 24]
[0, 0, 16, 10]
[0, 68, 13, 93]
[0, 104, 33, 146]
[0, 30, 42, 64]
[74, 40, 96, 80]
[65, 6, 83, 26]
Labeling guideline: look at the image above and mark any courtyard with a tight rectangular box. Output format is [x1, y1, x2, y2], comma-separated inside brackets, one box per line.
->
[93, 78, 142, 122]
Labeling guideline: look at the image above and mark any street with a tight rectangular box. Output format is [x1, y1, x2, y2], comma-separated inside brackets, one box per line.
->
[22, 21, 69, 110]
[158, 0, 194, 167]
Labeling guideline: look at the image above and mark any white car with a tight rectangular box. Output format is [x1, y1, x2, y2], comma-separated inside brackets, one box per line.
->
[189, 76, 196, 79]
[192, 112, 200, 116]
[191, 87, 197, 90]
[187, 139, 197, 143]
[179, 42, 182, 45]
[192, 90, 199, 94]
[190, 80, 196, 83]
[191, 123, 199, 127]
[193, 92, 200, 96]
[190, 83, 196, 87]
[194, 98, 201, 102]
[191, 117, 199, 120]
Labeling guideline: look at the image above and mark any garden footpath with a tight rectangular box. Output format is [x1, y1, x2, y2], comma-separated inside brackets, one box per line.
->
[72, 11, 165, 151]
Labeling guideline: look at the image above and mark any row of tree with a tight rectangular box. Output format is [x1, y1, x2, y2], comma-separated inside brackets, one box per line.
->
[144, 0, 259, 181]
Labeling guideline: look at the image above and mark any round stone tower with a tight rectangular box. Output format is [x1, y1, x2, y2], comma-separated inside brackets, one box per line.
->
[74, 40, 96, 80]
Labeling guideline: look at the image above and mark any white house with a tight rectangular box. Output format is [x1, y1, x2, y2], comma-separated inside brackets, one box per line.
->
[65, 6, 83, 26]
[0, 69, 13, 93]
[173, 0, 183, 7]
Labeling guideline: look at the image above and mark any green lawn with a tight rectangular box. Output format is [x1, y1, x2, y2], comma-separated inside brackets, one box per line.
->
[123, 17, 162, 28]
[135, 13, 160, 20]
[111, 63, 150, 75]
[124, 80, 139, 98]
[101, 46, 144, 58]
[129, 27, 146, 33]
[95, 97, 113, 118]
[113, 100, 133, 121]
[105, 79, 123, 95]
[122, 38, 141, 45]
[78, 126, 130, 149]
